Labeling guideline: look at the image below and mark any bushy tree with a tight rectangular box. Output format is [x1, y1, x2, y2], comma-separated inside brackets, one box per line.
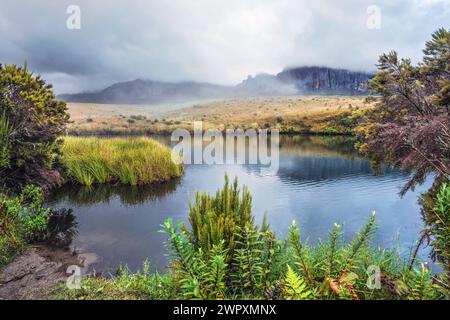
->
[357, 28, 450, 195]
[357, 28, 450, 293]
[0, 64, 69, 192]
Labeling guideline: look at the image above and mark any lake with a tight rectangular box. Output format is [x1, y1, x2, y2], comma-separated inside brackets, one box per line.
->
[47, 135, 431, 274]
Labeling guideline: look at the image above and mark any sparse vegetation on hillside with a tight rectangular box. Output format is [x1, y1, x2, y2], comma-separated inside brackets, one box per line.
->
[65, 96, 376, 136]
[169, 96, 376, 135]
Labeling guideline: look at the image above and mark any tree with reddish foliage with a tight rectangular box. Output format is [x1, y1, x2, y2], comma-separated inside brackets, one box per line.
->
[0, 64, 70, 192]
[358, 29, 450, 291]
[357, 28, 450, 195]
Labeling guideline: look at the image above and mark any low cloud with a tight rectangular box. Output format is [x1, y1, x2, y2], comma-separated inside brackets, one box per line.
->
[0, 0, 448, 93]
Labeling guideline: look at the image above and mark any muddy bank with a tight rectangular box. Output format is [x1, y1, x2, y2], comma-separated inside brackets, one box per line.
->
[0, 245, 94, 300]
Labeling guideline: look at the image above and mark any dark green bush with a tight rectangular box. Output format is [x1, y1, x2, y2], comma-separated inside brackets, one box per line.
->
[0, 64, 69, 192]
[0, 186, 50, 267]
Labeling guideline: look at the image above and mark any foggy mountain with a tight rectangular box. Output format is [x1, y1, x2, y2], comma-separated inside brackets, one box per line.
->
[59, 66, 374, 104]
[277, 66, 373, 94]
[58, 79, 234, 104]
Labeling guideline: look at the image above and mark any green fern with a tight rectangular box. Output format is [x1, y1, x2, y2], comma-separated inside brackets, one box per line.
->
[432, 183, 450, 288]
[205, 254, 227, 299]
[232, 226, 264, 296]
[160, 218, 206, 299]
[288, 220, 314, 285]
[406, 263, 439, 300]
[154, 178, 443, 300]
[283, 265, 313, 300]
[342, 211, 376, 271]
[327, 223, 342, 277]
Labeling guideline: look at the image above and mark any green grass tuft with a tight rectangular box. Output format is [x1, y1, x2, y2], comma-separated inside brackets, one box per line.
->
[61, 137, 183, 186]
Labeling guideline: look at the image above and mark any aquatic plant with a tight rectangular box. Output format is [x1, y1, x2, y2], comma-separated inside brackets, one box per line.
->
[61, 137, 183, 186]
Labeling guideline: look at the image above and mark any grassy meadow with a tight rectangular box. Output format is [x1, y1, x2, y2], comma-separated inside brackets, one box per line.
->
[170, 96, 377, 134]
[61, 137, 183, 186]
[66, 96, 377, 135]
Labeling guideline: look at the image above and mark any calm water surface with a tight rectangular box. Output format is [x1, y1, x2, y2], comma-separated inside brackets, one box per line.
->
[47, 135, 431, 273]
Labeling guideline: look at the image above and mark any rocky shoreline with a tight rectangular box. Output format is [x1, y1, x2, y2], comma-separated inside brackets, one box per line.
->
[0, 245, 93, 300]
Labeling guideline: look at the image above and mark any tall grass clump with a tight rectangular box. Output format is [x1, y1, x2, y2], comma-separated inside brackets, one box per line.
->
[61, 137, 183, 186]
[63, 176, 445, 300]
[0, 112, 12, 169]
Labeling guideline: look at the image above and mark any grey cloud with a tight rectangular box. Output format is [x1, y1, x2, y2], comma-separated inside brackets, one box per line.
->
[0, 0, 448, 93]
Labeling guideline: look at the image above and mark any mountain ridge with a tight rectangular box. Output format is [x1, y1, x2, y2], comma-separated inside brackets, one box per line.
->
[59, 66, 374, 104]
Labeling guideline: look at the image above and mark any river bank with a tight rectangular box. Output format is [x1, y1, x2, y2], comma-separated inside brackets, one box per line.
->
[0, 245, 92, 300]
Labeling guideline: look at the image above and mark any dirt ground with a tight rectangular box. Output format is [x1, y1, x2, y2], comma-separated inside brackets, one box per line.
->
[0, 245, 95, 300]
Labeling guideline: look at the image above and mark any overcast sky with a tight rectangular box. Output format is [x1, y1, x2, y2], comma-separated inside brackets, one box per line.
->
[0, 0, 449, 93]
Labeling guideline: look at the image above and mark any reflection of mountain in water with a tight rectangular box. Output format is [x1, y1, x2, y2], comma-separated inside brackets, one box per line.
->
[279, 135, 360, 159]
[48, 178, 181, 206]
[277, 156, 403, 182]
[240, 135, 407, 183]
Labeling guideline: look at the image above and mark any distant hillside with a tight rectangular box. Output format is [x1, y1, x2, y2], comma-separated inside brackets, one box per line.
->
[59, 79, 234, 104]
[59, 67, 374, 103]
[235, 73, 298, 96]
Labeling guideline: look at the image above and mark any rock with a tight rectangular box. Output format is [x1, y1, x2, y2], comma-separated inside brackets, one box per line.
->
[0, 245, 87, 300]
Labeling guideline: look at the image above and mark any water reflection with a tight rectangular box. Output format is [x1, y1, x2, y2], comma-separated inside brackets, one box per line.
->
[49, 178, 181, 206]
[47, 135, 430, 273]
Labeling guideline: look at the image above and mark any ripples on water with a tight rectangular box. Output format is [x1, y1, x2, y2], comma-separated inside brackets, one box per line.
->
[47, 135, 431, 273]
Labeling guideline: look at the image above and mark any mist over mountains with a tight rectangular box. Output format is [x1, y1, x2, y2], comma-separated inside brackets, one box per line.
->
[59, 66, 374, 104]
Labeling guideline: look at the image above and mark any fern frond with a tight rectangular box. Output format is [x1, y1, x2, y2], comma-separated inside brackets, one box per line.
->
[342, 212, 376, 271]
[327, 223, 342, 277]
[288, 220, 314, 285]
[283, 265, 313, 300]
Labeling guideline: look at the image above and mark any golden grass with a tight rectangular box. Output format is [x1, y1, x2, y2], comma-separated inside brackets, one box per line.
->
[65, 96, 377, 135]
[169, 96, 376, 134]
[61, 137, 183, 186]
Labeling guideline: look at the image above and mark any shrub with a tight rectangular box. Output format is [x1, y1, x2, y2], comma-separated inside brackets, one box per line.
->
[0, 186, 49, 266]
[0, 186, 77, 268]
[433, 183, 450, 277]
[357, 28, 450, 296]
[0, 64, 69, 192]
[186, 176, 252, 256]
